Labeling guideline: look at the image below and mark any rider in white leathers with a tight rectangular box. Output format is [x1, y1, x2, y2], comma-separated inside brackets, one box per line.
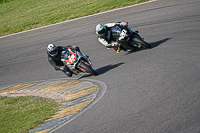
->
[96, 21, 128, 53]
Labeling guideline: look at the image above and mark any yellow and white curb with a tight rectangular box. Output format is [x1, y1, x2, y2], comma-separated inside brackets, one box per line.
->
[0, 78, 106, 133]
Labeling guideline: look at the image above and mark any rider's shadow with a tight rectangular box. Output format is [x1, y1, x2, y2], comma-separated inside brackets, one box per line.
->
[78, 62, 125, 79]
[150, 38, 171, 48]
[95, 62, 125, 75]
[125, 38, 171, 55]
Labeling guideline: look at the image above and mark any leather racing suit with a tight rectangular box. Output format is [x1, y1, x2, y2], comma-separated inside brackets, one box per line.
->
[47, 45, 80, 77]
[97, 22, 128, 53]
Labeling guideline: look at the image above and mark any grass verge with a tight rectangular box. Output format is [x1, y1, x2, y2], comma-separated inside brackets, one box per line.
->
[0, 0, 149, 37]
[0, 96, 59, 133]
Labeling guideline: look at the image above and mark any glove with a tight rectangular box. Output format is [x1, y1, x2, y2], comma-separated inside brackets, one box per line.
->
[111, 42, 119, 46]
[120, 22, 128, 27]
[106, 42, 119, 48]
[72, 46, 80, 52]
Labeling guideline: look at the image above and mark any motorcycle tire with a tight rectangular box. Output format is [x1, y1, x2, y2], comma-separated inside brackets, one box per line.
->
[79, 61, 98, 76]
[132, 37, 151, 49]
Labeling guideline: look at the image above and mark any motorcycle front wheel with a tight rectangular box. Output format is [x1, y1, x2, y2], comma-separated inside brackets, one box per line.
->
[132, 37, 151, 49]
[79, 61, 98, 76]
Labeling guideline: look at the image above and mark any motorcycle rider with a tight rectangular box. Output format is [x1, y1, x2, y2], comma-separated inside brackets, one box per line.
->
[47, 43, 80, 77]
[96, 21, 128, 53]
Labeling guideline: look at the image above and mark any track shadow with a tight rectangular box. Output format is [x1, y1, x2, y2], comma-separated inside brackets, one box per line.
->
[95, 62, 125, 75]
[150, 38, 171, 48]
[78, 62, 125, 79]
[125, 38, 171, 55]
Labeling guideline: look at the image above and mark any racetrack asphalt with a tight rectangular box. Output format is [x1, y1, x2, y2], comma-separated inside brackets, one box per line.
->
[1, 0, 200, 132]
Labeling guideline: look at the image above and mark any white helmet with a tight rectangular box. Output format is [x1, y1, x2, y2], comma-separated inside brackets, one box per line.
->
[47, 43, 58, 56]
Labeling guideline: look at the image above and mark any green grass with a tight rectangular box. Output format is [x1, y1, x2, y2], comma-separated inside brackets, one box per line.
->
[0, 96, 59, 133]
[0, 0, 149, 37]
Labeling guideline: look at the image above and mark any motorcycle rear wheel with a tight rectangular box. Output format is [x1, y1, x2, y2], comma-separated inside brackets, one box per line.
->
[79, 62, 98, 76]
[132, 37, 151, 49]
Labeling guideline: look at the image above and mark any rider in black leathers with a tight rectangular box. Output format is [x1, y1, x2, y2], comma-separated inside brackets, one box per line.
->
[47, 43, 80, 77]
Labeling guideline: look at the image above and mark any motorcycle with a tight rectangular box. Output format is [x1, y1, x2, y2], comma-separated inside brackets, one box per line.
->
[61, 48, 98, 76]
[110, 25, 151, 51]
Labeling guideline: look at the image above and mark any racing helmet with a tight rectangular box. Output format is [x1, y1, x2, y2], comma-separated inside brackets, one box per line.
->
[47, 43, 58, 56]
[96, 24, 106, 35]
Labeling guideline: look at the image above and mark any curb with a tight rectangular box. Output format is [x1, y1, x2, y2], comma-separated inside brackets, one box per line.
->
[0, 78, 106, 133]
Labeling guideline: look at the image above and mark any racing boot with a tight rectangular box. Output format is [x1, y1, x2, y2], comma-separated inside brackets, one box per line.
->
[113, 45, 121, 53]
[63, 67, 73, 77]
[116, 47, 121, 53]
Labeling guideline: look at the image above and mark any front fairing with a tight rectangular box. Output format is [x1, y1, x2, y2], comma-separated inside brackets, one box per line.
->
[61, 49, 94, 74]
[61, 49, 78, 66]
[111, 26, 142, 49]
[76, 51, 94, 69]
[111, 26, 122, 40]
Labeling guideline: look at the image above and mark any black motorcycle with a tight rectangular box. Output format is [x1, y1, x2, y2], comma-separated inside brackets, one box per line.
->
[110, 25, 151, 51]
